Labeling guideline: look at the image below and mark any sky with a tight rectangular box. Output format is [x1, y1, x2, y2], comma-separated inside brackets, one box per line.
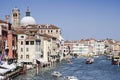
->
[0, 0, 120, 41]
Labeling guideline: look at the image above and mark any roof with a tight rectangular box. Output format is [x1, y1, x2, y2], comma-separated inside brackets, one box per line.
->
[38, 24, 59, 29]
[16, 30, 26, 34]
[21, 16, 36, 26]
[0, 19, 7, 23]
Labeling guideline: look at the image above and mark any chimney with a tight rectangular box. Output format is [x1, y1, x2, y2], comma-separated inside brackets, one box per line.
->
[5, 15, 10, 23]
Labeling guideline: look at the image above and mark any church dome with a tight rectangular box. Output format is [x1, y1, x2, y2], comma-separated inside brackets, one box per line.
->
[21, 16, 36, 26]
[21, 8, 36, 26]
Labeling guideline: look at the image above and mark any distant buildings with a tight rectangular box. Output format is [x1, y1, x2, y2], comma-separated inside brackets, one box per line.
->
[64, 38, 120, 57]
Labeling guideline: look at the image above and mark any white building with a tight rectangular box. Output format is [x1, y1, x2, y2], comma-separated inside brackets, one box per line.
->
[72, 43, 90, 56]
[13, 7, 63, 65]
[93, 41, 105, 55]
[17, 31, 42, 65]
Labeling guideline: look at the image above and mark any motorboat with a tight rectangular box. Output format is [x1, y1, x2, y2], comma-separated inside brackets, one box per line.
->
[51, 71, 62, 77]
[112, 56, 120, 65]
[86, 57, 94, 64]
[64, 76, 78, 80]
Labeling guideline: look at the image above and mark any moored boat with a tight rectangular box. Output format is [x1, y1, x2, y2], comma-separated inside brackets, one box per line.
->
[0, 62, 22, 79]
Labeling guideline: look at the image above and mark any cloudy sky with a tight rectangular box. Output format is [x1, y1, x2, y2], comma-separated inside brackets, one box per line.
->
[0, 0, 120, 40]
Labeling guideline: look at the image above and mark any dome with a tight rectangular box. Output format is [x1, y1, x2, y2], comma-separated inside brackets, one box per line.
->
[21, 16, 36, 26]
[21, 8, 36, 26]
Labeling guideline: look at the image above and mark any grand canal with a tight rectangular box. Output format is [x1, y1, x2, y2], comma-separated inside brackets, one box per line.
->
[14, 55, 120, 80]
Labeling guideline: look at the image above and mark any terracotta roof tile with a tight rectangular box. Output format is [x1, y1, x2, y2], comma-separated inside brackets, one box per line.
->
[0, 19, 7, 23]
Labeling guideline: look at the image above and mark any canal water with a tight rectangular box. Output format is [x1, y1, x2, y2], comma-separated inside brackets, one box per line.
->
[14, 55, 120, 80]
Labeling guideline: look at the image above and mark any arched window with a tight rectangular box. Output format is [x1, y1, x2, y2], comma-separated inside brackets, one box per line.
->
[26, 55, 29, 59]
[21, 41, 23, 45]
[20, 55, 23, 59]
[13, 13, 17, 17]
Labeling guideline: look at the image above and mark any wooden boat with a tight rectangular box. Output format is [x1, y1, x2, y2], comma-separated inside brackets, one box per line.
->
[51, 71, 62, 77]
[86, 58, 94, 64]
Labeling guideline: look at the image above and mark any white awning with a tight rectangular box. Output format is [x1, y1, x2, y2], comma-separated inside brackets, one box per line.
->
[37, 59, 48, 64]
[0, 68, 10, 74]
[0, 62, 16, 71]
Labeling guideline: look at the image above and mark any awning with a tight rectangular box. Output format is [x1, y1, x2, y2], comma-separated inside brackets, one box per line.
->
[0, 62, 16, 71]
[36, 59, 48, 64]
[0, 68, 10, 74]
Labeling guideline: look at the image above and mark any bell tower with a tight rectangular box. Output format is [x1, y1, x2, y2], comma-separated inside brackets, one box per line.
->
[12, 7, 20, 27]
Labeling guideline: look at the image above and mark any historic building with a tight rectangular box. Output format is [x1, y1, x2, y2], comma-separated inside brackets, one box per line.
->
[0, 7, 64, 66]
[0, 18, 17, 62]
[12, 7, 20, 27]
[12, 7, 64, 66]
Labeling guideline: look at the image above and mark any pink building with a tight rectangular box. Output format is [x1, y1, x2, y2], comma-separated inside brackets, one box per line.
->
[0, 18, 17, 62]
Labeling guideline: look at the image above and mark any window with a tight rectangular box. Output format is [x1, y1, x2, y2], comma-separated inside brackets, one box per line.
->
[30, 41, 34, 45]
[26, 41, 29, 45]
[41, 30, 43, 33]
[21, 36, 24, 38]
[41, 55, 43, 58]
[20, 55, 23, 59]
[48, 30, 50, 33]
[26, 48, 29, 52]
[26, 55, 29, 59]
[12, 40, 15, 45]
[13, 13, 17, 17]
[21, 48, 23, 52]
[21, 41, 23, 45]
[56, 30, 58, 33]
[51, 30, 53, 33]
[36, 41, 40, 45]
[76, 44, 79, 46]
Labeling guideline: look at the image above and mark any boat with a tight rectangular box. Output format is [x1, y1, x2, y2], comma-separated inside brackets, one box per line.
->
[112, 56, 120, 65]
[0, 62, 22, 79]
[64, 76, 78, 80]
[86, 58, 94, 64]
[106, 54, 113, 60]
[51, 71, 62, 77]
